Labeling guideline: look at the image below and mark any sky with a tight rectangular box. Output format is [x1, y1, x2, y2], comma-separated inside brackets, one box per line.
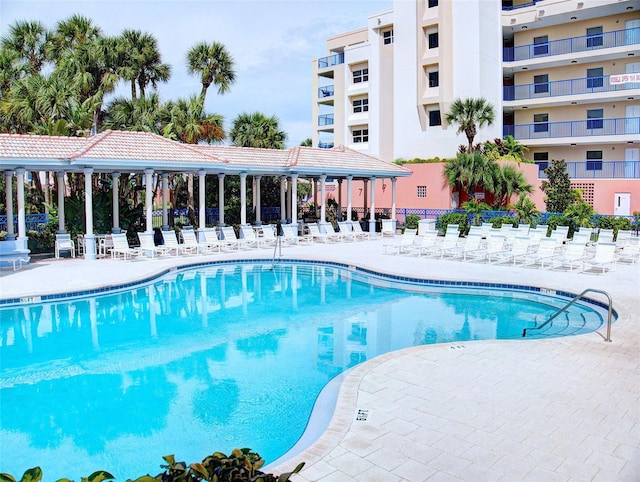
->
[0, 0, 393, 147]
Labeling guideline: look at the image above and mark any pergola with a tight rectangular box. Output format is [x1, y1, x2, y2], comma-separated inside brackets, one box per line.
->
[0, 130, 411, 261]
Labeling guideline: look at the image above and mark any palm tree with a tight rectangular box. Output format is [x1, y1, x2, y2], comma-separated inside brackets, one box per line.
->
[461, 199, 491, 226]
[492, 164, 533, 208]
[104, 93, 166, 133]
[229, 112, 286, 149]
[300, 138, 312, 147]
[445, 97, 495, 154]
[511, 196, 539, 226]
[0, 20, 49, 76]
[443, 151, 497, 202]
[186, 41, 236, 104]
[117, 30, 171, 101]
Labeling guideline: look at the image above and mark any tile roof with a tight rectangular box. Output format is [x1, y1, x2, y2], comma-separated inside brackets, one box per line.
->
[0, 131, 411, 178]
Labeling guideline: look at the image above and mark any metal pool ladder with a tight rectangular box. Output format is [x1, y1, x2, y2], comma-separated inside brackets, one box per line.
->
[522, 288, 614, 342]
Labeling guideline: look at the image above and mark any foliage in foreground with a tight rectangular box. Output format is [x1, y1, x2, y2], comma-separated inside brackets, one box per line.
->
[0, 449, 304, 482]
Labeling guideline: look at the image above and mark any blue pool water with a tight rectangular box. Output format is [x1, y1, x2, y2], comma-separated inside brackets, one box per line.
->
[0, 262, 608, 480]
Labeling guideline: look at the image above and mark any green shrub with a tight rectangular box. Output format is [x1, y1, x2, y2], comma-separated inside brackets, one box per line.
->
[596, 216, 632, 235]
[489, 216, 515, 229]
[436, 212, 467, 235]
[405, 214, 420, 230]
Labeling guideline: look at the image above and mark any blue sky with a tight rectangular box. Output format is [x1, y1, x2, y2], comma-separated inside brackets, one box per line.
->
[0, 0, 393, 147]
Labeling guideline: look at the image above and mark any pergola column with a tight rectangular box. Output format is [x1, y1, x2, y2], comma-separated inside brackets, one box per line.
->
[111, 172, 121, 233]
[346, 175, 353, 223]
[144, 168, 154, 233]
[363, 179, 368, 221]
[4, 170, 15, 240]
[198, 170, 206, 229]
[83, 167, 96, 260]
[369, 176, 376, 235]
[240, 173, 247, 226]
[254, 175, 262, 225]
[337, 179, 343, 221]
[280, 175, 287, 222]
[218, 173, 225, 226]
[320, 174, 327, 224]
[56, 171, 66, 234]
[15, 169, 27, 249]
[161, 173, 169, 231]
[391, 177, 397, 231]
[290, 174, 298, 232]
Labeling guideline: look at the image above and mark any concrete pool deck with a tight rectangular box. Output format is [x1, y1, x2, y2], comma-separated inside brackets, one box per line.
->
[1, 238, 638, 481]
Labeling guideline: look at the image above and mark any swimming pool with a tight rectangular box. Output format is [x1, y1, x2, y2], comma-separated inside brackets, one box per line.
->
[0, 261, 611, 480]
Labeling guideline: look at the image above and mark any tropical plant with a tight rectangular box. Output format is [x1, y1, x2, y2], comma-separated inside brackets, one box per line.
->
[565, 200, 595, 235]
[436, 212, 468, 235]
[445, 97, 495, 154]
[461, 199, 491, 226]
[483, 136, 529, 163]
[443, 151, 497, 202]
[511, 196, 539, 226]
[186, 40, 236, 104]
[405, 214, 420, 230]
[540, 159, 578, 213]
[229, 112, 287, 149]
[0, 20, 49, 76]
[492, 164, 533, 208]
[300, 137, 312, 147]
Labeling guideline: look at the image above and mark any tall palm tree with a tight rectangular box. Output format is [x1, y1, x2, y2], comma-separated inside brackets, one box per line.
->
[445, 97, 495, 154]
[117, 30, 171, 101]
[104, 93, 166, 133]
[492, 164, 533, 208]
[443, 151, 497, 202]
[0, 20, 49, 75]
[186, 41, 236, 103]
[229, 112, 286, 149]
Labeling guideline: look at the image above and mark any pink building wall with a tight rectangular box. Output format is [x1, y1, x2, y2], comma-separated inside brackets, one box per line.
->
[331, 163, 637, 216]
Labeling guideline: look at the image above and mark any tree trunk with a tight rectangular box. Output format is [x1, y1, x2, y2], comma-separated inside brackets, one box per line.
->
[187, 173, 196, 226]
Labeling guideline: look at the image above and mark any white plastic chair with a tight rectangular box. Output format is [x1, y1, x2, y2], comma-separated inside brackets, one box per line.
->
[55, 234, 75, 259]
[583, 242, 617, 274]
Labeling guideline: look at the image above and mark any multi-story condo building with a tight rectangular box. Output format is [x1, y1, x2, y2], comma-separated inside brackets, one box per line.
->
[312, 0, 640, 216]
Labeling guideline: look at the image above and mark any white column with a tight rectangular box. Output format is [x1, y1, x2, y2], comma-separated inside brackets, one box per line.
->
[4, 171, 15, 240]
[280, 175, 287, 222]
[161, 173, 169, 231]
[218, 173, 225, 226]
[198, 170, 206, 229]
[391, 177, 397, 231]
[56, 171, 66, 233]
[337, 179, 343, 221]
[369, 177, 376, 235]
[346, 175, 353, 223]
[83, 167, 97, 260]
[313, 178, 318, 211]
[291, 174, 298, 231]
[111, 172, 120, 233]
[240, 173, 247, 226]
[15, 169, 27, 248]
[145, 168, 154, 233]
[320, 174, 327, 224]
[255, 175, 262, 225]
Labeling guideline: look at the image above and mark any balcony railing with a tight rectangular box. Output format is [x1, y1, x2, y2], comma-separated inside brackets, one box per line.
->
[318, 142, 334, 149]
[503, 27, 640, 62]
[318, 114, 334, 126]
[504, 75, 640, 101]
[318, 85, 334, 98]
[504, 117, 640, 140]
[317, 53, 344, 69]
[502, 0, 540, 11]
[537, 160, 639, 179]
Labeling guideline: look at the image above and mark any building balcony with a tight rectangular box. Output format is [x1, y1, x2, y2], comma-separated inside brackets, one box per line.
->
[317, 53, 344, 69]
[504, 75, 640, 102]
[536, 160, 639, 179]
[318, 85, 334, 98]
[318, 142, 334, 149]
[318, 114, 334, 128]
[502, 0, 541, 11]
[503, 27, 639, 62]
[505, 116, 640, 141]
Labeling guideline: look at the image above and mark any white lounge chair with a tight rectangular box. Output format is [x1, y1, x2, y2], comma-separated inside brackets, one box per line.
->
[280, 224, 305, 245]
[138, 231, 175, 257]
[308, 223, 333, 243]
[337, 221, 357, 242]
[219, 226, 251, 250]
[111, 233, 144, 260]
[239, 225, 259, 248]
[257, 224, 278, 248]
[350, 221, 371, 240]
[597, 228, 614, 243]
[615, 237, 639, 264]
[380, 219, 395, 237]
[425, 229, 460, 258]
[383, 228, 417, 255]
[55, 233, 75, 258]
[442, 233, 482, 260]
[550, 241, 586, 272]
[404, 231, 438, 257]
[323, 222, 347, 242]
[470, 235, 506, 263]
[582, 242, 617, 274]
[162, 229, 196, 255]
[491, 236, 530, 265]
[518, 237, 557, 268]
[200, 228, 223, 252]
[182, 228, 219, 254]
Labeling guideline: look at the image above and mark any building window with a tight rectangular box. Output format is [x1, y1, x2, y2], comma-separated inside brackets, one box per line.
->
[417, 186, 427, 198]
[353, 98, 368, 113]
[586, 26, 603, 48]
[533, 35, 549, 56]
[429, 110, 441, 126]
[533, 74, 549, 94]
[586, 151, 603, 170]
[353, 128, 368, 143]
[534, 113, 549, 132]
[587, 108, 603, 129]
[383, 29, 394, 45]
[353, 68, 368, 84]
[428, 71, 439, 88]
[428, 0, 438, 7]
[587, 67, 604, 89]
[428, 32, 439, 49]
[534, 152, 549, 173]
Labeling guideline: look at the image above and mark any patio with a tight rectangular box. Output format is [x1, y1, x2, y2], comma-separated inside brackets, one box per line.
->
[0, 239, 638, 481]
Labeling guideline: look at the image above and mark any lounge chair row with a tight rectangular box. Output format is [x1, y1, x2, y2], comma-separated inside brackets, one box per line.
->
[383, 229, 639, 274]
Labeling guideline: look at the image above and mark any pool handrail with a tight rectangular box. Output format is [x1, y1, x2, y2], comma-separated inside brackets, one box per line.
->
[522, 288, 613, 342]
